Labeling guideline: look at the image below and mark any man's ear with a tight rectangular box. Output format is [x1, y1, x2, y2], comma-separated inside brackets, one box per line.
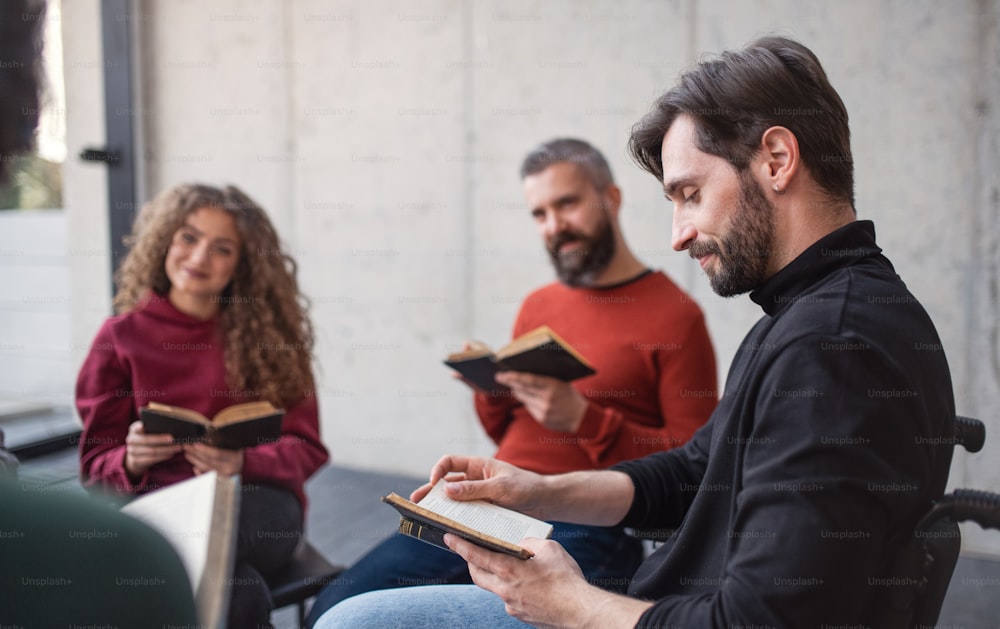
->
[602, 184, 622, 214]
[758, 126, 800, 193]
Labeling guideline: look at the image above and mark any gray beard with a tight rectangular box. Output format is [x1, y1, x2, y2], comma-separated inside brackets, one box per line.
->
[549, 217, 617, 287]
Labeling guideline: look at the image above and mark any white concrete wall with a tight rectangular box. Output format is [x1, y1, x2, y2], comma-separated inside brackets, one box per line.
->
[962, 0, 1000, 556]
[55, 0, 999, 553]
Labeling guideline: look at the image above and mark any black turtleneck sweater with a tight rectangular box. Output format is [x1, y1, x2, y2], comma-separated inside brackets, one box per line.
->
[614, 220, 955, 628]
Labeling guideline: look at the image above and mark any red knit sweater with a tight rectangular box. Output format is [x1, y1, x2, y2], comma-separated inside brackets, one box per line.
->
[475, 271, 717, 474]
[76, 293, 328, 509]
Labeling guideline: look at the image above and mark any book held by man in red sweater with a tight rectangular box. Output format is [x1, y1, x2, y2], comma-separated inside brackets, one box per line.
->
[140, 401, 284, 450]
[444, 325, 596, 392]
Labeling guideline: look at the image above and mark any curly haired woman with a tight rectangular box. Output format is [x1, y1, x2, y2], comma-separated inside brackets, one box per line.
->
[76, 183, 329, 628]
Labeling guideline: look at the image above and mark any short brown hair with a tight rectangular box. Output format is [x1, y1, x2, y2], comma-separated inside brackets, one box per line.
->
[629, 35, 854, 207]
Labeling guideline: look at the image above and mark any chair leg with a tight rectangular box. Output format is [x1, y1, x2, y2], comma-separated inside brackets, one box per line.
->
[297, 600, 306, 629]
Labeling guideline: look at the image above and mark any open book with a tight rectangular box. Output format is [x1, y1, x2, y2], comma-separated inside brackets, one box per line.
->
[382, 480, 553, 560]
[444, 325, 596, 392]
[140, 400, 284, 450]
[121, 471, 240, 629]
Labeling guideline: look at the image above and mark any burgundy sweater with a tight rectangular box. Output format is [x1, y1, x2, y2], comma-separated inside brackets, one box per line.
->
[76, 293, 328, 509]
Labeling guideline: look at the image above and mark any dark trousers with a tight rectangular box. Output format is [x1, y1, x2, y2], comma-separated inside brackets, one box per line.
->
[228, 483, 303, 629]
[304, 521, 643, 628]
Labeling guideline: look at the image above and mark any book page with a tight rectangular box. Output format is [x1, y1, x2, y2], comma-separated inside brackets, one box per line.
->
[213, 401, 279, 425]
[121, 472, 217, 595]
[417, 480, 552, 545]
[146, 401, 210, 425]
[496, 325, 553, 357]
[445, 340, 494, 362]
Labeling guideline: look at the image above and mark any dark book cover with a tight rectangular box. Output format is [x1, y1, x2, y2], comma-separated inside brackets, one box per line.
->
[397, 517, 451, 553]
[140, 406, 284, 450]
[140, 409, 209, 444]
[442, 355, 508, 393]
[444, 325, 595, 390]
[206, 412, 283, 449]
[496, 340, 596, 381]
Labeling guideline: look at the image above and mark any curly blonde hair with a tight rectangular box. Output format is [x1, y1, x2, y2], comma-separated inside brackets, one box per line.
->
[114, 183, 315, 407]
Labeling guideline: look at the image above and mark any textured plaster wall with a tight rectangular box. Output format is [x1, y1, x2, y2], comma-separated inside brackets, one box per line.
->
[63, 0, 1000, 554]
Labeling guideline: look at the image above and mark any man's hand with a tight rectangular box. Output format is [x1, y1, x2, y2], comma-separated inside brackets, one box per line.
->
[411, 455, 637, 527]
[124, 421, 182, 478]
[446, 534, 651, 629]
[183, 443, 244, 476]
[494, 371, 588, 432]
[410, 455, 548, 519]
[451, 341, 510, 397]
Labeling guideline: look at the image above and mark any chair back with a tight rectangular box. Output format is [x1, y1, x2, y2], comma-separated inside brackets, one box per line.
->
[875, 415, 998, 628]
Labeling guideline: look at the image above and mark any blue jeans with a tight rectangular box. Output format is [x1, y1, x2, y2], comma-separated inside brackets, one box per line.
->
[305, 522, 642, 627]
[313, 584, 530, 629]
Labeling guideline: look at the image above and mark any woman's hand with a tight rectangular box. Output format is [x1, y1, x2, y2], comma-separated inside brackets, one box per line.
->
[124, 420, 183, 479]
[183, 442, 244, 476]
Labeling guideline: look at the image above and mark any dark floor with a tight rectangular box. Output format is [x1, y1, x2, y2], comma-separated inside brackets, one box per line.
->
[14, 446, 1000, 628]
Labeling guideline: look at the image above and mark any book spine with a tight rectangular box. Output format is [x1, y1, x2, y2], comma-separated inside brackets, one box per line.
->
[398, 517, 452, 554]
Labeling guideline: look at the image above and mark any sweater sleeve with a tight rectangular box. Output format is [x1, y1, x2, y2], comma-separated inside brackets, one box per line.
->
[473, 390, 519, 445]
[76, 321, 144, 494]
[241, 392, 329, 503]
[574, 314, 718, 467]
[631, 334, 943, 628]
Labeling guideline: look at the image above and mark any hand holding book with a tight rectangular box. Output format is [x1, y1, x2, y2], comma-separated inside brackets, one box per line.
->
[493, 370, 590, 432]
[444, 325, 596, 393]
[125, 420, 184, 478]
[184, 441, 245, 476]
[383, 479, 553, 560]
[140, 401, 284, 450]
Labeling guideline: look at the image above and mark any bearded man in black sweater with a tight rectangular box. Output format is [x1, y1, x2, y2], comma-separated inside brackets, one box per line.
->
[313, 35, 955, 629]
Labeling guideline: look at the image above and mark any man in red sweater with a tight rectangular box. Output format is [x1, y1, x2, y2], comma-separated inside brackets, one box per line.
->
[306, 138, 717, 627]
[479, 138, 718, 473]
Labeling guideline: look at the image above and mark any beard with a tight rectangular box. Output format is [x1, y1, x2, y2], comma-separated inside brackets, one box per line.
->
[688, 171, 775, 297]
[547, 212, 617, 287]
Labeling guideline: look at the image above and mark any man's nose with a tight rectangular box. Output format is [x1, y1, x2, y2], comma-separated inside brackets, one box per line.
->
[672, 214, 696, 252]
[542, 211, 564, 238]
